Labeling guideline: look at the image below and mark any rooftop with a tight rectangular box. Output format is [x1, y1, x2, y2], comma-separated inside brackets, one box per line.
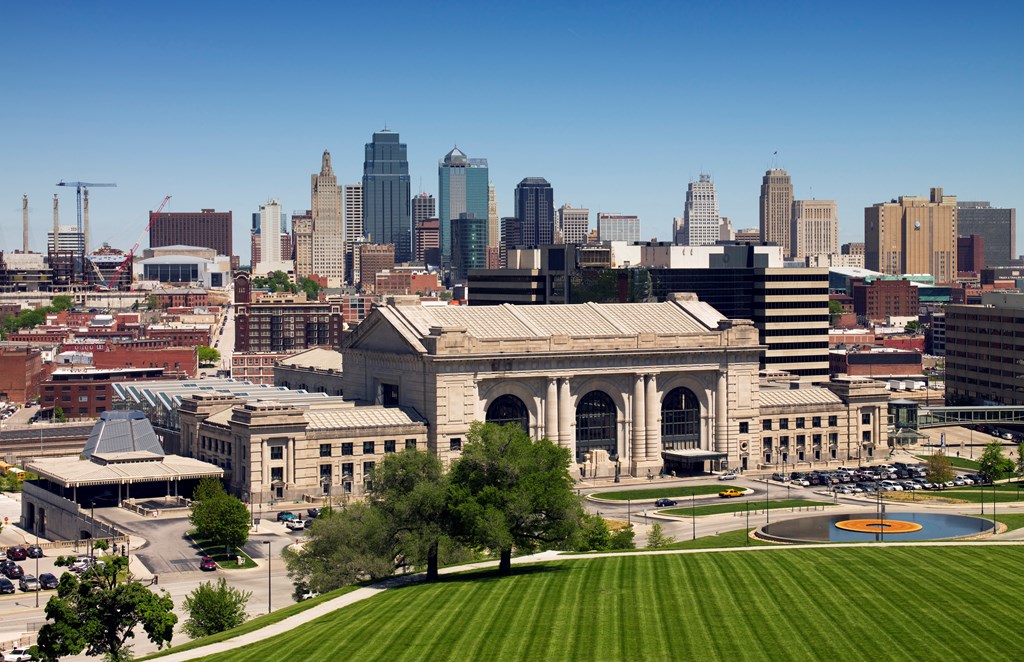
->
[277, 347, 342, 372]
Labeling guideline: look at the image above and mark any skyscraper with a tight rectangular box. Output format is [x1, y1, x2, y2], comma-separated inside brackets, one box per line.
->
[412, 192, 435, 224]
[759, 169, 794, 257]
[254, 199, 290, 275]
[438, 147, 489, 262]
[499, 217, 522, 268]
[487, 183, 499, 249]
[292, 213, 313, 277]
[791, 199, 838, 260]
[363, 130, 411, 261]
[957, 201, 1016, 267]
[451, 213, 487, 283]
[681, 174, 720, 246]
[865, 187, 957, 283]
[343, 183, 364, 242]
[311, 150, 345, 284]
[514, 178, 554, 247]
[149, 209, 233, 262]
[556, 205, 589, 244]
[597, 213, 640, 243]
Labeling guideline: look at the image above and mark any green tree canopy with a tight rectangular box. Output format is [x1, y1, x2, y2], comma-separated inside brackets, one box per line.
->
[978, 441, 1014, 482]
[298, 277, 322, 301]
[182, 578, 251, 638]
[197, 345, 221, 365]
[828, 299, 843, 326]
[449, 422, 583, 574]
[926, 451, 954, 485]
[51, 295, 74, 311]
[37, 556, 177, 661]
[189, 484, 250, 553]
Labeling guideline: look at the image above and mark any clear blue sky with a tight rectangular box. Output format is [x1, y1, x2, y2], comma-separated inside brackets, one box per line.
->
[2, 0, 1021, 261]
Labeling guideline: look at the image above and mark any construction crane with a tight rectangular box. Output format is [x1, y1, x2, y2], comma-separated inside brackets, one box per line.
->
[56, 180, 116, 281]
[107, 195, 171, 289]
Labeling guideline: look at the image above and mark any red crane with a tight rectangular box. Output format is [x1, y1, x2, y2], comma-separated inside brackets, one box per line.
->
[107, 195, 171, 289]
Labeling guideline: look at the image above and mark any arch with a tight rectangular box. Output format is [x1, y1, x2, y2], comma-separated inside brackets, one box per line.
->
[486, 394, 529, 431]
[661, 386, 701, 450]
[478, 380, 542, 437]
[575, 390, 618, 464]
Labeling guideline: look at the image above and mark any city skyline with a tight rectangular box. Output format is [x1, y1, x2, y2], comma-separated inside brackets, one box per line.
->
[1, 2, 1021, 261]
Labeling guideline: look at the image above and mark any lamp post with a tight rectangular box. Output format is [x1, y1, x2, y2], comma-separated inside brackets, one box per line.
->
[627, 499, 631, 525]
[265, 540, 272, 614]
[765, 471, 770, 524]
[745, 501, 749, 546]
[34, 531, 39, 609]
[89, 501, 96, 559]
[691, 493, 696, 541]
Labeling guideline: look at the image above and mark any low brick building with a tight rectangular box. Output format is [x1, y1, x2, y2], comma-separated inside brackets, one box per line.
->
[829, 348, 922, 378]
[852, 279, 919, 323]
[153, 287, 209, 308]
[41, 366, 165, 419]
[0, 347, 42, 403]
[145, 325, 212, 347]
[91, 344, 198, 378]
[232, 352, 294, 385]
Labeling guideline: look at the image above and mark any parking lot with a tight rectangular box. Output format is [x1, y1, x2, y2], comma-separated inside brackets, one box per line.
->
[770, 461, 990, 496]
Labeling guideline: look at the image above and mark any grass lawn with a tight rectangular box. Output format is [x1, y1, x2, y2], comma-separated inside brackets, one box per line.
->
[198, 547, 1023, 662]
[994, 513, 1024, 531]
[141, 587, 359, 659]
[591, 484, 733, 501]
[661, 499, 834, 517]
[881, 490, 1024, 504]
[917, 454, 981, 470]
[187, 532, 258, 570]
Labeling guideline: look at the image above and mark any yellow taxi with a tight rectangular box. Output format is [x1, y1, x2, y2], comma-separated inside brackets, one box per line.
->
[718, 488, 744, 498]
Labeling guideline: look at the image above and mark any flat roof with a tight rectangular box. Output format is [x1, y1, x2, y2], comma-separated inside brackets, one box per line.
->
[27, 454, 223, 488]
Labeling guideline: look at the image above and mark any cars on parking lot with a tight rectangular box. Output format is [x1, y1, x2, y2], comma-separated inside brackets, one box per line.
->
[200, 556, 217, 571]
[790, 478, 810, 487]
[719, 488, 743, 498]
[38, 573, 58, 590]
[286, 519, 307, 531]
[18, 575, 40, 592]
[26, 546, 43, 559]
[654, 498, 677, 507]
[0, 578, 14, 594]
[770, 472, 789, 482]
[2, 647, 35, 662]
[307, 508, 321, 519]
[6, 547, 27, 561]
[1, 561, 24, 579]
[718, 471, 737, 481]
[276, 511, 298, 522]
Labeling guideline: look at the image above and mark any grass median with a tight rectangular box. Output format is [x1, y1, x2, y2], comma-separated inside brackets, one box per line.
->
[186, 532, 258, 570]
[660, 499, 834, 517]
[590, 484, 731, 501]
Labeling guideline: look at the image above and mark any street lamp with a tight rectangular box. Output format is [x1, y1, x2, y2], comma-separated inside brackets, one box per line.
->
[89, 501, 96, 559]
[265, 540, 272, 614]
[320, 477, 331, 510]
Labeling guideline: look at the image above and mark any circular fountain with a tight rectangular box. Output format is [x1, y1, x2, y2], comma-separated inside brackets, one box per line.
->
[760, 512, 995, 543]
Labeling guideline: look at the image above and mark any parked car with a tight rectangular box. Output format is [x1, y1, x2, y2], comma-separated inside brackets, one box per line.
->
[718, 471, 737, 481]
[276, 511, 298, 522]
[1, 562, 23, 579]
[770, 472, 789, 482]
[836, 486, 855, 495]
[286, 519, 307, 531]
[38, 573, 58, 590]
[960, 476, 975, 485]
[199, 556, 217, 572]
[18, 575, 40, 592]
[790, 478, 811, 487]
[26, 546, 43, 559]
[2, 647, 35, 662]
[719, 488, 744, 498]
[6, 547, 27, 562]
[654, 498, 677, 507]
[307, 508, 322, 519]
[0, 577, 14, 594]
[952, 477, 967, 487]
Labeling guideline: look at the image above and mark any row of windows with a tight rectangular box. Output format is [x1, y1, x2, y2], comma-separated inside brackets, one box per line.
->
[763, 415, 841, 431]
[762, 433, 840, 447]
[317, 439, 419, 457]
[754, 314, 830, 323]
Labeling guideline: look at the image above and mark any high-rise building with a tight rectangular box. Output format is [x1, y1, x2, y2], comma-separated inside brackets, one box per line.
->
[149, 209, 233, 264]
[557, 205, 590, 245]
[343, 183, 364, 243]
[358, 244, 396, 293]
[451, 213, 487, 283]
[47, 225, 85, 254]
[759, 169, 794, 257]
[414, 218, 440, 265]
[946, 292, 1024, 405]
[957, 201, 1016, 268]
[252, 199, 291, 275]
[311, 151, 345, 284]
[681, 174, 720, 246]
[438, 147, 489, 262]
[499, 217, 522, 269]
[514, 178, 554, 247]
[841, 242, 865, 256]
[487, 183, 499, 248]
[597, 213, 640, 243]
[412, 192, 435, 224]
[957, 235, 985, 273]
[292, 212, 313, 277]
[865, 187, 957, 283]
[363, 130, 411, 262]
[791, 200, 838, 260]
[718, 217, 735, 242]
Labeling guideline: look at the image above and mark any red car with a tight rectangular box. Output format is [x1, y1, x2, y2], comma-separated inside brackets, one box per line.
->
[199, 556, 217, 571]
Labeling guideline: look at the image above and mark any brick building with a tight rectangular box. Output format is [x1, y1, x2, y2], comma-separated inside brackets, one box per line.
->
[91, 344, 198, 378]
[149, 209, 235, 269]
[957, 235, 985, 273]
[42, 366, 165, 419]
[852, 279, 919, 323]
[234, 295, 342, 353]
[374, 271, 441, 296]
[153, 287, 209, 308]
[231, 352, 294, 385]
[0, 347, 42, 403]
[829, 348, 922, 377]
[358, 244, 395, 293]
[145, 325, 212, 347]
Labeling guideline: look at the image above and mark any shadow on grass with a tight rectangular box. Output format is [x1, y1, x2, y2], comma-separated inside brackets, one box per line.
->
[388, 563, 567, 590]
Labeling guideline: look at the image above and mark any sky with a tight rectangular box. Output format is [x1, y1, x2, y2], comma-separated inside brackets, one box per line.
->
[2, 0, 1022, 262]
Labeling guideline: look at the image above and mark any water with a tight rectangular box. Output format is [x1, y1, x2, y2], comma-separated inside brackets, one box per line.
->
[762, 512, 995, 543]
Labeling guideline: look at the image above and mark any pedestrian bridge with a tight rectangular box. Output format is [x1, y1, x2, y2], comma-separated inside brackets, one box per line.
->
[917, 406, 1024, 428]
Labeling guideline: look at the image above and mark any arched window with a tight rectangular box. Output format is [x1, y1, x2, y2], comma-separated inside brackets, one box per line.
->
[486, 394, 529, 431]
[575, 391, 618, 463]
[662, 387, 700, 450]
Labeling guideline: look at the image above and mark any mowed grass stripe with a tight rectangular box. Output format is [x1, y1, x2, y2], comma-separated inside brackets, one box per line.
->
[203, 547, 1024, 662]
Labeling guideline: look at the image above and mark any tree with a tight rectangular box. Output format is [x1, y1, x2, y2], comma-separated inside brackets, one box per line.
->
[51, 295, 74, 312]
[904, 320, 922, 334]
[189, 483, 250, 554]
[182, 578, 251, 638]
[197, 345, 221, 365]
[192, 477, 226, 503]
[828, 299, 843, 326]
[298, 277, 321, 301]
[647, 522, 675, 549]
[37, 556, 176, 662]
[54, 406, 67, 423]
[573, 513, 612, 551]
[978, 441, 1014, 482]
[448, 422, 583, 574]
[1016, 442, 1024, 480]
[369, 448, 451, 581]
[926, 451, 954, 486]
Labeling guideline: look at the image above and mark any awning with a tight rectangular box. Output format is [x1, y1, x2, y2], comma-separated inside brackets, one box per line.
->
[662, 449, 728, 461]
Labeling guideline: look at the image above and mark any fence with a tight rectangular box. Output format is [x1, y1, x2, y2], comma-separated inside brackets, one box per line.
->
[733, 505, 830, 517]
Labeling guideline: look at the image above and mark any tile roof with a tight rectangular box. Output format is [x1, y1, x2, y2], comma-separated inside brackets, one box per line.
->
[27, 454, 223, 487]
[304, 405, 426, 431]
[759, 387, 843, 408]
[277, 347, 343, 372]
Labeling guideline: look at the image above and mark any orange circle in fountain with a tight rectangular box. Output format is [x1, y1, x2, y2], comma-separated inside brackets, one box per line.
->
[835, 519, 923, 534]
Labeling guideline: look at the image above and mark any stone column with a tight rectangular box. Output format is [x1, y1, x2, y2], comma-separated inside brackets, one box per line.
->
[645, 374, 659, 461]
[287, 438, 296, 485]
[558, 378, 573, 454]
[632, 374, 645, 467]
[545, 377, 559, 442]
[261, 440, 269, 493]
[715, 370, 728, 457]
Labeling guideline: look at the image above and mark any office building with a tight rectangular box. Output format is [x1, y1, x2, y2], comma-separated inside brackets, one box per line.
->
[358, 244, 396, 293]
[760, 169, 794, 257]
[149, 209, 233, 267]
[791, 200, 838, 260]
[557, 205, 590, 245]
[412, 192, 435, 224]
[414, 218, 440, 265]
[233, 274, 343, 353]
[438, 147, 488, 264]
[864, 187, 957, 283]
[487, 183, 499, 248]
[957, 201, 1016, 268]
[363, 130, 411, 261]
[957, 235, 985, 273]
[681, 174, 720, 246]
[343, 183, 364, 244]
[842, 242, 865, 256]
[597, 213, 640, 244]
[515, 178, 555, 247]
[292, 213, 313, 277]
[451, 213, 487, 283]
[946, 292, 1024, 405]
[254, 199, 290, 275]
[310, 151, 345, 285]
[735, 228, 761, 243]
[47, 225, 85, 254]
[499, 217, 523, 268]
[852, 278, 919, 323]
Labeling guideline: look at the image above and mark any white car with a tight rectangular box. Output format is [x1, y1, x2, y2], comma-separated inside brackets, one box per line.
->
[285, 519, 307, 531]
[717, 472, 738, 481]
[2, 647, 35, 662]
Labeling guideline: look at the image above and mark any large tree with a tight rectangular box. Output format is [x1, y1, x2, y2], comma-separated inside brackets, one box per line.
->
[926, 451, 954, 486]
[449, 422, 583, 574]
[182, 578, 251, 638]
[189, 480, 251, 554]
[369, 448, 452, 580]
[978, 441, 1014, 482]
[37, 556, 177, 661]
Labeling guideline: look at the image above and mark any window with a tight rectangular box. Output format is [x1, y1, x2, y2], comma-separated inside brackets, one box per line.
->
[828, 415, 838, 426]
[763, 437, 772, 451]
[319, 463, 332, 479]
[739, 422, 749, 434]
[812, 416, 821, 428]
[341, 462, 354, 483]
[795, 417, 805, 429]
[861, 412, 872, 425]
[341, 443, 353, 456]
[779, 418, 789, 430]
[270, 467, 283, 483]
[319, 444, 332, 458]
[796, 435, 805, 447]
[363, 441, 375, 455]
[363, 461, 376, 490]
[828, 433, 839, 445]
[405, 438, 417, 449]
[450, 437, 462, 451]
[384, 440, 396, 453]
[270, 446, 283, 460]
[862, 431, 872, 443]
[812, 434, 822, 446]
[762, 419, 773, 431]
[78, 395, 89, 403]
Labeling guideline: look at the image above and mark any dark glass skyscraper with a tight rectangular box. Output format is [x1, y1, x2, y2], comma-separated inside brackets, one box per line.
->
[514, 178, 554, 247]
[439, 147, 489, 261]
[363, 130, 411, 261]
